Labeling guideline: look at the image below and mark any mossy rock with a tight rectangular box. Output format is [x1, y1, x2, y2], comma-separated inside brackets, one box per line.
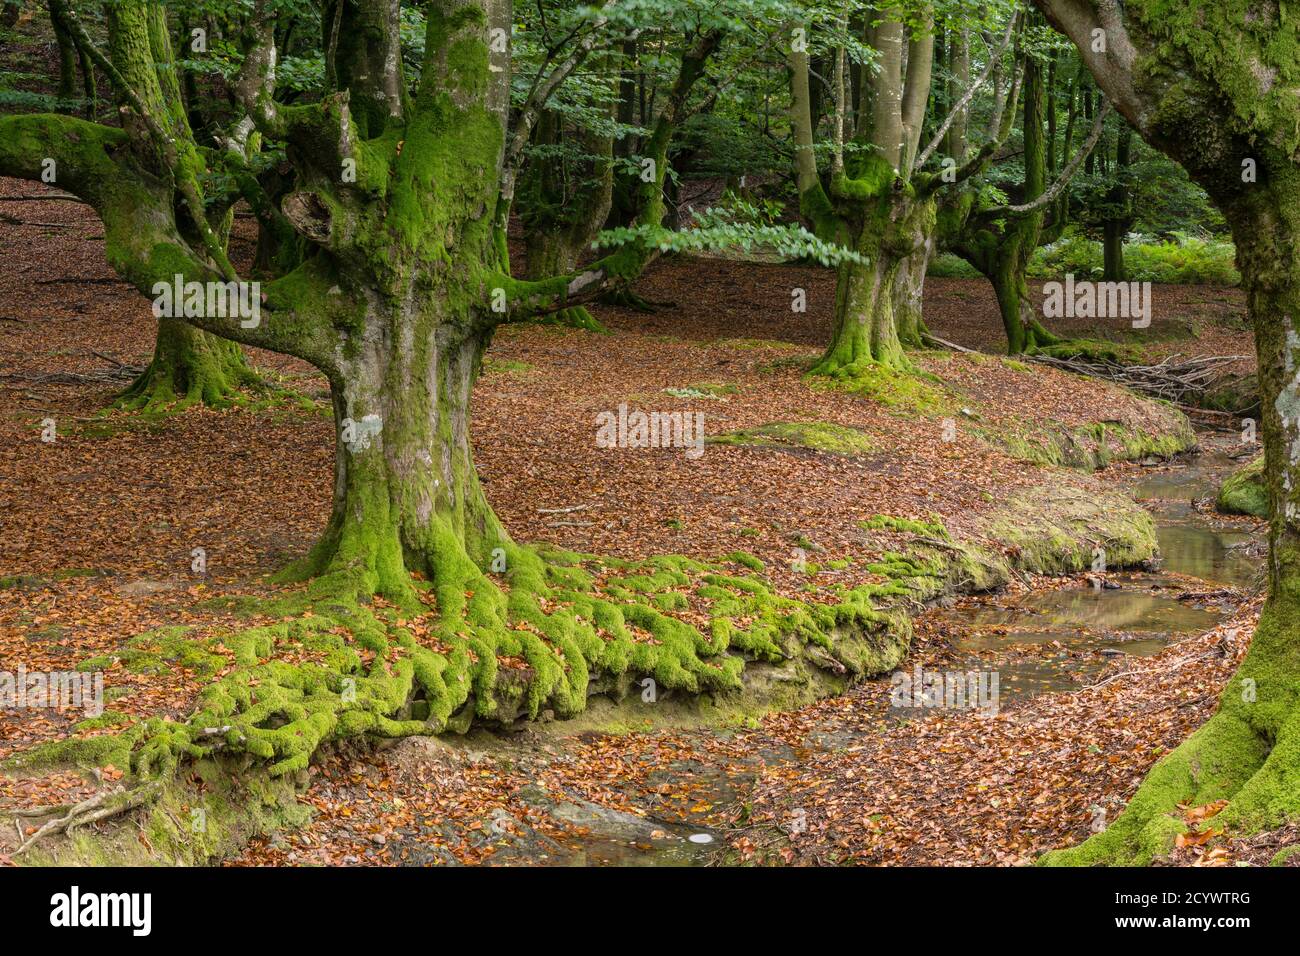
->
[708, 421, 876, 456]
[981, 408, 1197, 471]
[1216, 455, 1267, 518]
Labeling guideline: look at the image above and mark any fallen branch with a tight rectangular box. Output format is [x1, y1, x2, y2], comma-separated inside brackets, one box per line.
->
[0, 191, 84, 203]
[922, 333, 978, 354]
[1029, 352, 1249, 405]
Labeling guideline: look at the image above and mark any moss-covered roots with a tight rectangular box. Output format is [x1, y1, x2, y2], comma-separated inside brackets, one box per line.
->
[118, 320, 264, 411]
[5, 477, 1162, 863]
[532, 305, 608, 333]
[13, 544, 912, 788]
[10, 479, 1160, 785]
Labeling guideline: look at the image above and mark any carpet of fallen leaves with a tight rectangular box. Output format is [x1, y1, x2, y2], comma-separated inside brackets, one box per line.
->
[0, 171, 1273, 866]
[734, 601, 1259, 866]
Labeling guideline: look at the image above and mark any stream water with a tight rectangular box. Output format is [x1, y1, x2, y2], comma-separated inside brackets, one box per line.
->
[401, 442, 1265, 866]
[934, 448, 1262, 704]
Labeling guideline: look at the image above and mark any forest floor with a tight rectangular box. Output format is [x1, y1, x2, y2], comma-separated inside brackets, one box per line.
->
[0, 175, 1277, 866]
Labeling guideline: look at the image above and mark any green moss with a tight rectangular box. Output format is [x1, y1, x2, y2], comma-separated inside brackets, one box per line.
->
[116, 321, 262, 412]
[73, 710, 135, 732]
[76, 626, 227, 676]
[8, 539, 920, 787]
[708, 420, 876, 456]
[482, 358, 534, 376]
[1270, 845, 1300, 866]
[1217, 455, 1267, 518]
[725, 551, 765, 572]
[980, 410, 1197, 471]
[806, 364, 956, 417]
[861, 514, 950, 539]
[1033, 339, 1144, 365]
[985, 484, 1158, 574]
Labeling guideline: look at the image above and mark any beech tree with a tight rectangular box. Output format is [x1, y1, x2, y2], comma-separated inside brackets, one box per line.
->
[948, 26, 1109, 353]
[1, 0, 889, 786]
[2, 0, 641, 598]
[789, 1, 1021, 374]
[1033, 0, 1300, 864]
[1, 0, 269, 409]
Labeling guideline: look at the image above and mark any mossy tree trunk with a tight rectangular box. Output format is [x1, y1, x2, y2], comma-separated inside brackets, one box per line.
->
[893, 238, 932, 349]
[517, 106, 614, 329]
[791, 6, 1015, 375]
[51, 2, 78, 100]
[4, 0, 652, 611]
[228, 0, 651, 605]
[31, 0, 263, 410]
[520, 106, 614, 279]
[120, 319, 258, 410]
[811, 188, 937, 374]
[951, 52, 1064, 354]
[290, 320, 505, 603]
[1035, 0, 1300, 863]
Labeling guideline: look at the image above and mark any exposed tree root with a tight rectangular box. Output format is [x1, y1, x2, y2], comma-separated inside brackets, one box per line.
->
[12, 782, 162, 856]
[599, 286, 670, 312]
[10, 539, 918, 794]
[533, 305, 609, 333]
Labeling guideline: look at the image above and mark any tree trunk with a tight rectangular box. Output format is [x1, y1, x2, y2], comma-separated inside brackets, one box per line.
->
[119, 319, 258, 410]
[893, 247, 931, 349]
[989, 247, 1056, 353]
[1101, 221, 1124, 280]
[1102, 123, 1131, 280]
[101, 0, 260, 409]
[959, 54, 1059, 354]
[520, 108, 614, 281]
[813, 191, 932, 375]
[287, 318, 504, 604]
[1031, 0, 1300, 864]
[894, 195, 939, 348]
[1044, 165, 1300, 863]
[52, 3, 78, 101]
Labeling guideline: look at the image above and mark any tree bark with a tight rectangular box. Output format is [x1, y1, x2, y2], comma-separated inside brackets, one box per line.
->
[1033, 0, 1300, 863]
[520, 108, 614, 281]
[955, 53, 1060, 353]
[288, 319, 504, 603]
[1102, 122, 1132, 281]
[119, 318, 258, 410]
